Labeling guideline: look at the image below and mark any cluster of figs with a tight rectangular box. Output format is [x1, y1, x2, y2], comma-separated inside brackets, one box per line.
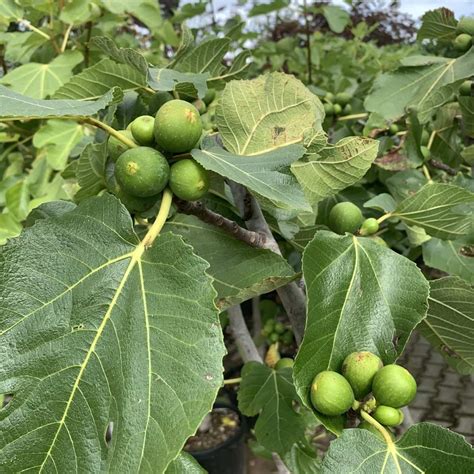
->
[107, 95, 214, 213]
[311, 351, 417, 438]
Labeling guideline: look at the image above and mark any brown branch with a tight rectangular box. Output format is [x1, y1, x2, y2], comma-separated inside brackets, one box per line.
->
[229, 183, 307, 344]
[429, 159, 457, 176]
[84, 21, 93, 68]
[174, 198, 268, 249]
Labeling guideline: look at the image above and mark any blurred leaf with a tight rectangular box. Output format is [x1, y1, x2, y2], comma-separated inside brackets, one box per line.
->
[248, 0, 289, 17]
[322, 6, 350, 34]
[0, 212, 21, 244]
[165, 452, 205, 474]
[364, 193, 397, 213]
[74, 141, 107, 202]
[0, 51, 83, 99]
[417, 8, 457, 42]
[459, 96, 474, 138]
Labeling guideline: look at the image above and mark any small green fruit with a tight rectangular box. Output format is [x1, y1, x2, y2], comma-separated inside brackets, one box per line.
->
[335, 92, 352, 106]
[373, 406, 404, 427]
[193, 99, 207, 115]
[324, 103, 334, 115]
[372, 364, 417, 408]
[130, 115, 155, 146]
[421, 129, 430, 146]
[108, 130, 136, 162]
[389, 124, 399, 135]
[453, 33, 472, 52]
[115, 147, 170, 198]
[333, 103, 343, 115]
[203, 88, 216, 105]
[269, 332, 279, 343]
[169, 159, 209, 201]
[275, 358, 294, 370]
[342, 351, 383, 399]
[154, 99, 202, 153]
[358, 420, 394, 440]
[457, 17, 474, 36]
[310, 371, 354, 416]
[343, 104, 352, 115]
[325, 92, 335, 102]
[459, 80, 472, 96]
[420, 146, 431, 160]
[274, 322, 285, 334]
[359, 218, 379, 236]
[328, 202, 364, 235]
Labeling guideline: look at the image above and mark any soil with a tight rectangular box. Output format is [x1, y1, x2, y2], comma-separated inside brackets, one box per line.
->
[185, 407, 240, 452]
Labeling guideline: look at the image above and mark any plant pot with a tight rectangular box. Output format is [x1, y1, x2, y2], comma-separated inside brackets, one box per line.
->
[186, 403, 247, 474]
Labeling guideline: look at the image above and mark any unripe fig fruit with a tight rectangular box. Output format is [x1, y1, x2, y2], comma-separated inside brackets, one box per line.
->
[310, 371, 354, 416]
[372, 364, 417, 408]
[115, 147, 170, 197]
[342, 351, 383, 399]
[269, 332, 279, 343]
[389, 124, 399, 134]
[421, 129, 430, 146]
[420, 146, 431, 160]
[130, 115, 155, 146]
[193, 99, 207, 115]
[343, 104, 352, 115]
[274, 322, 285, 334]
[275, 358, 294, 370]
[203, 88, 216, 105]
[325, 92, 335, 102]
[328, 202, 364, 235]
[453, 33, 472, 52]
[335, 92, 351, 106]
[358, 420, 395, 440]
[169, 159, 209, 201]
[359, 218, 379, 236]
[281, 330, 293, 345]
[333, 103, 343, 115]
[108, 130, 136, 162]
[459, 80, 472, 96]
[372, 405, 404, 427]
[324, 103, 334, 115]
[154, 99, 202, 153]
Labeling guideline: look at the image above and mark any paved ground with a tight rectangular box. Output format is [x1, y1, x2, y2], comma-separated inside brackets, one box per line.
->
[398, 332, 474, 443]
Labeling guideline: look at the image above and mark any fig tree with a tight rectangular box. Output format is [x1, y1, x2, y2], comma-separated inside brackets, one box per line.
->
[130, 115, 155, 146]
[372, 405, 404, 427]
[342, 351, 383, 399]
[372, 364, 417, 408]
[115, 147, 170, 197]
[328, 202, 364, 235]
[108, 130, 136, 162]
[453, 33, 472, 52]
[275, 358, 294, 370]
[169, 159, 209, 201]
[310, 371, 354, 416]
[154, 99, 202, 153]
[359, 218, 379, 236]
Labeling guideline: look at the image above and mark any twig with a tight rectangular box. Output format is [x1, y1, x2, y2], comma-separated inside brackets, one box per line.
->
[429, 159, 457, 176]
[83, 117, 138, 148]
[141, 188, 173, 248]
[337, 112, 368, 122]
[272, 453, 291, 474]
[227, 305, 262, 363]
[303, 0, 312, 84]
[174, 198, 268, 249]
[60, 23, 73, 53]
[223, 377, 242, 385]
[0, 45, 8, 75]
[229, 183, 306, 344]
[251, 296, 262, 338]
[84, 21, 92, 68]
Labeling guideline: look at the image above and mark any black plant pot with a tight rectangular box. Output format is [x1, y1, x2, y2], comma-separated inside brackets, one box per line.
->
[188, 403, 247, 474]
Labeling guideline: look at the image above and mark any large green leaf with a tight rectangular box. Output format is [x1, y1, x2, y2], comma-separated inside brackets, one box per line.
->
[294, 232, 429, 434]
[0, 85, 122, 119]
[321, 423, 474, 473]
[0, 194, 225, 472]
[216, 72, 324, 155]
[238, 362, 317, 459]
[192, 142, 311, 213]
[148, 68, 209, 97]
[417, 8, 457, 42]
[54, 59, 147, 100]
[423, 237, 474, 283]
[420, 277, 474, 375]
[165, 214, 296, 309]
[165, 452, 205, 474]
[393, 183, 474, 240]
[291, 137, 379, 205]
[32, 119, 84, 170]
[74, 142, 108, 202]
[459, 96, 474, 138]
[365, 48, 474, 120]
[0, 51, 83, 99]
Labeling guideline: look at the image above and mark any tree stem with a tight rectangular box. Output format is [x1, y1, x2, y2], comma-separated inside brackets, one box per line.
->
[337, 113, 369, 122]
[360, 410, 394, 445]
[228, 305, 262, 363]
[60, 23, 73, 53]
[141, 188, 173, 248]
[223, 377, 242, 385]
[83, 117, 138, 148]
